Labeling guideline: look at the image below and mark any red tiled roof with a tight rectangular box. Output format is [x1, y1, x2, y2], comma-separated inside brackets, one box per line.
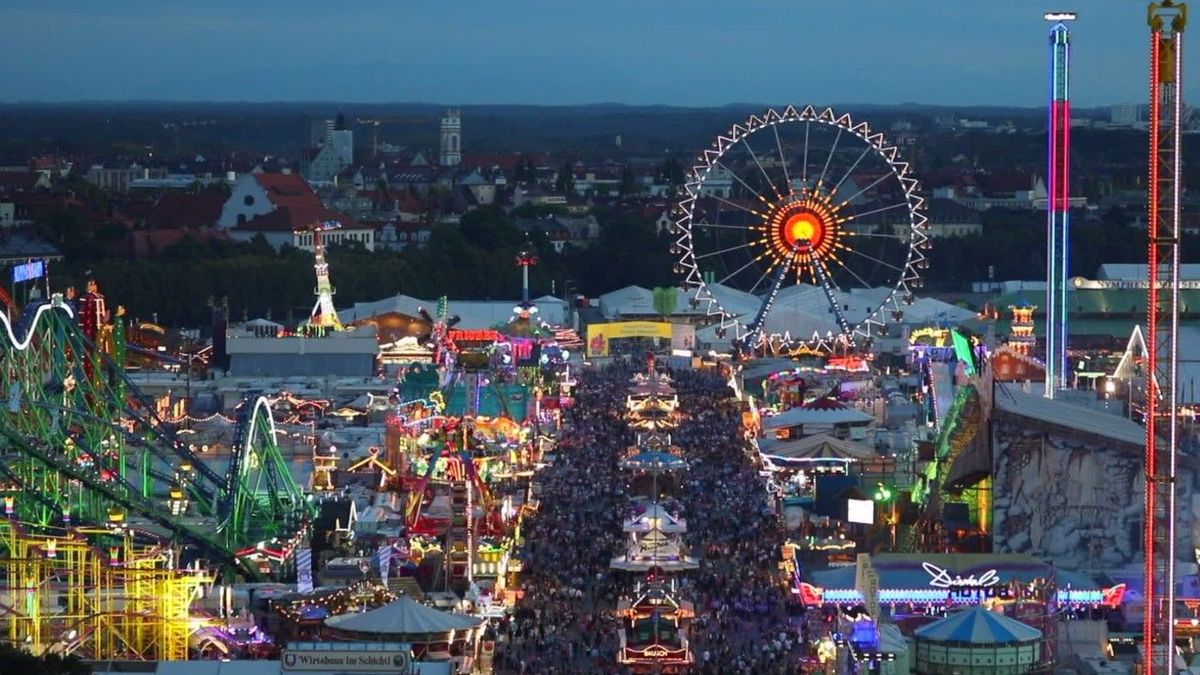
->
[237, 206, 360, 233]
[253, 173, 322, 210]
[0, 171, 39, 193]
[143, 192, 225, 229]
[129, 227, 228, 258]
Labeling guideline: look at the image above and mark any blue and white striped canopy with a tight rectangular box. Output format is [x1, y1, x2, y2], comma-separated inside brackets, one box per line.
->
[914, 606, 1042, 644]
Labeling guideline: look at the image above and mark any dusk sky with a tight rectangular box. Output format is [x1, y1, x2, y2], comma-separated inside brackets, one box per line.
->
[0, 1, 1175, 107]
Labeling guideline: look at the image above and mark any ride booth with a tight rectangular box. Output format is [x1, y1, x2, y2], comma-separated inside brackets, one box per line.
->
[799, 553, 1124, 673]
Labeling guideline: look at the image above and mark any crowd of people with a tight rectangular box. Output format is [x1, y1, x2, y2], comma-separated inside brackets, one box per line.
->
[492, 360, 813, 674]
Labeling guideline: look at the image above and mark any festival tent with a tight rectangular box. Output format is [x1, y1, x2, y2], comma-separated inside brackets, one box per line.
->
[758, 433, 878, 463]
[324, 596, 482, 635]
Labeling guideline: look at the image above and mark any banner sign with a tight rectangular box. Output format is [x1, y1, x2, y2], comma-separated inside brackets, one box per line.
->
[12, 260, 45, 284]
[586, 321, 674, 357]
[296, 548, 313, 593]
[1073, 277, 1200, 290]
[282, 648, 412, 672]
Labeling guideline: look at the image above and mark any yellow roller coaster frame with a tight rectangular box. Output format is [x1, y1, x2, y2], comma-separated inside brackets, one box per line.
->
[0, 521, 212, 661]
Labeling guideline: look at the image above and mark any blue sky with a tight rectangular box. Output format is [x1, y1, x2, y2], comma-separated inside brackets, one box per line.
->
[0, 1, 1170, 107]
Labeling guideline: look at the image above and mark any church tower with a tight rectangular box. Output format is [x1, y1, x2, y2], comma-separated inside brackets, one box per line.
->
[440, 109, 462, 167]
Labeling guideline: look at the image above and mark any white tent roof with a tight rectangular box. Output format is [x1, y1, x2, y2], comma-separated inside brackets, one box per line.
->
[339, 293, 569, 329]
[762, 406, 874, 428]
[759, 433, 878, 462]
[904, 296, 976, 324]
[624, 503, 687, 533]
[324, 596, 482, 634]
[610, 529, 699, 571]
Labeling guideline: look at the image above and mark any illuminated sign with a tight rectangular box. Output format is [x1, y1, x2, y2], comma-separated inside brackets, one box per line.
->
[586, 321, 675, 357]
[448, 329, 502, 343]
[1102, 583, 1127, 607]
[922, 562, 1000, 589]
[1072, 277, 1200, 290]
[799, 582, 824, 605]
[12, 260, 45, 284]
[643, 647, 670, 658]
[1044, 12, 1078, 21]
[909, 327, 951, 347]
[281, 648, 413, 672]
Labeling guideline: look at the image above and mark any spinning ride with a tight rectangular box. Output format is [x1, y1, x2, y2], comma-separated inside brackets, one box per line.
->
[672, 106, 929, 353]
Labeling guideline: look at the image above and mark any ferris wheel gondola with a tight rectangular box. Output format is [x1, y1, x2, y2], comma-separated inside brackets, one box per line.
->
[672, 105, 930, 355]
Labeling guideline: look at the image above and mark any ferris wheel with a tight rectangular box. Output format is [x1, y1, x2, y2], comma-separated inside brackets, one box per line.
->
[672, 106, 929, 354]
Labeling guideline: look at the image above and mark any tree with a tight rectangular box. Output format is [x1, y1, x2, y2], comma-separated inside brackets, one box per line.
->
[554, 163, 575, 196]
[619, 164, 638, 196]
[0, 643, 91, 675]
[652, 286, 678, 319]
[657, 157, 686, 186]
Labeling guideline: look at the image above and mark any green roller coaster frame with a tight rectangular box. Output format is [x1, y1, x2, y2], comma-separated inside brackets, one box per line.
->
[905, 383, 982, 552]
[0, 297, 314, 579]
[218, 395, 312, 550]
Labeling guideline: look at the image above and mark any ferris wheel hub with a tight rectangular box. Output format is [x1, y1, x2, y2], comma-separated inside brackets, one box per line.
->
[767, 196, 840, 270]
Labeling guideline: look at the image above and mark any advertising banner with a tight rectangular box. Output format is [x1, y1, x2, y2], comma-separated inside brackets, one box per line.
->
[586, 321, 674, 357]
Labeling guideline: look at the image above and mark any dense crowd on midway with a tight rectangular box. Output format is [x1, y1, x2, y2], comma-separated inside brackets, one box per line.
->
[492, 361, 813, 674]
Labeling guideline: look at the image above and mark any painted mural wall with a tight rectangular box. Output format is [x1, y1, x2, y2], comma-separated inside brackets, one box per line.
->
[992, 413, 1198, 570]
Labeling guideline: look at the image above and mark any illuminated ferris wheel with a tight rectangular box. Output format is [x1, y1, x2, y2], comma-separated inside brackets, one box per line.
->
[672, 105, 930, 353]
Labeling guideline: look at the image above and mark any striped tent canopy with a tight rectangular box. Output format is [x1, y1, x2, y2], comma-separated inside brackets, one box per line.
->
[914, 606, 1042, 645]
[325, 596, 482, 635]
[760, 433, 877, 462]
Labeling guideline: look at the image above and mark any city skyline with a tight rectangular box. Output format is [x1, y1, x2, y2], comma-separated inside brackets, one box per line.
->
[0, 0, 1178, 107]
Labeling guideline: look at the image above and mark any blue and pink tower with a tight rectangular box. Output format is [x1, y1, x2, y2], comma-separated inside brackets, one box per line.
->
[1044, 12, 1075, 399]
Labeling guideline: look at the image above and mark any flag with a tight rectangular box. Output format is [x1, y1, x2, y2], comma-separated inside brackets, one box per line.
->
[378, 544, 393, 586]
[296, 548, 313, 593]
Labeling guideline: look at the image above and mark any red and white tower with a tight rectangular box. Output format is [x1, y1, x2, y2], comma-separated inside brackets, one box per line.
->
[1144, 2, 1187, 672]
[1044, 12, 1075, 398]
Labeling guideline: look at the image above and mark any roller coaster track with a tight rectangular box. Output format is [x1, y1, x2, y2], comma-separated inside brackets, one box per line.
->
[0, 297, 310, 579]
[904, 382, 983, 552]
[217, 394, 311, 547]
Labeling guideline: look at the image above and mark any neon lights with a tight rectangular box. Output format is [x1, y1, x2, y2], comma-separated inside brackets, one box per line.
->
[1102, 583, 1128, 608]
[811, 586, 1119, 606]
[1045, 18, 1073, 398]
[674, 105, 928, 352]
[1145, 6, 1186, 669]
[0, 298, 74, 350]
[922, 562, 1000, 589]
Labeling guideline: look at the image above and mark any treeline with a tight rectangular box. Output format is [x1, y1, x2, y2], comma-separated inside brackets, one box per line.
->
[53, 204, 1200, 328]
[65, 206, 678, 328]
[924, 206, 1200, 292]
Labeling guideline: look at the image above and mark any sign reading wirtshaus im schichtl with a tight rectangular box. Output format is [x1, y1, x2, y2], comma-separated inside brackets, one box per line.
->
[281, 646, 414, 672]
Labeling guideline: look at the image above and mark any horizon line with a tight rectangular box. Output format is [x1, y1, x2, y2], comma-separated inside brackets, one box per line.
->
[0, 98, 1149, 112]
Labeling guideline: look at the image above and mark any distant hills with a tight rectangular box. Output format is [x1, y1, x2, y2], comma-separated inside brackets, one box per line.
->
[0, 100, 1117, 161]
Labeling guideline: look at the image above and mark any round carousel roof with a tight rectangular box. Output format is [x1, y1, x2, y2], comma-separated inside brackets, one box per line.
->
[914, 606, 1042, 645]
